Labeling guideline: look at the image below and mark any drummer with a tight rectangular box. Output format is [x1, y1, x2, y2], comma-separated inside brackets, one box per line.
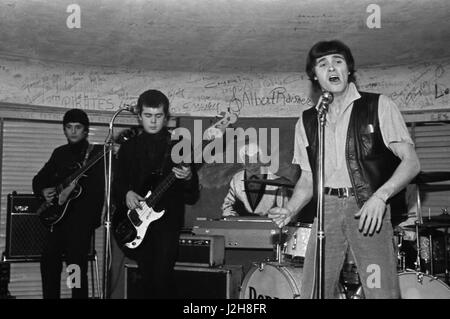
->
[221, 142, 288, 217]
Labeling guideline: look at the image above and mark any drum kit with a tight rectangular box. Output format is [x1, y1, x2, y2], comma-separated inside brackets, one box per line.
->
[239, 173, 450, 299]
[395, 221, 450, 296]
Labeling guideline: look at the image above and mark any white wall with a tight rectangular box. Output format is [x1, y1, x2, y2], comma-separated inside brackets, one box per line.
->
[1, 57, 449, 117]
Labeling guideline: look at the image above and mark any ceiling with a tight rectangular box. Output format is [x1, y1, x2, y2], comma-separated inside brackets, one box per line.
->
[0, 0, 449, 73]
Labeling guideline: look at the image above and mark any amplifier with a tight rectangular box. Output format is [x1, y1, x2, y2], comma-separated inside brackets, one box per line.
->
[192, 217, 279, 249]
[124, 263, 243, 299]
[177, 234, 225, 267]
[4, 193, 48, 261]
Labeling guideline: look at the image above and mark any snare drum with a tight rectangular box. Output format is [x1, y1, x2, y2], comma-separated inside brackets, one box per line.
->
[398, 271, 450, 299]
[240, 262, 346, 299]
[282, 223, 312, 261]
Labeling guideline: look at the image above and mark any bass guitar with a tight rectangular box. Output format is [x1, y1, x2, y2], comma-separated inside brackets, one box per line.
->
[113, 111, 238, 251]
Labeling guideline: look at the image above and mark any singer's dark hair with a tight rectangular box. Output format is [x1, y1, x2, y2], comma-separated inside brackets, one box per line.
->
[136, 89, 170, 116]
[306, 40, 356, 90]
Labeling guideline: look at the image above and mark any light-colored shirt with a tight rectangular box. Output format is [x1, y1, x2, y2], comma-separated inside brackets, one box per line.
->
[222, 167, 287, 217]
[293, 83, 414, 187]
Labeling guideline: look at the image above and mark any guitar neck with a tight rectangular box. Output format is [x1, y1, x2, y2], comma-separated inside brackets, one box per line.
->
[61, 147, 107, 188]
[143, 114, 236, 208]
[146, 173, 177, 207]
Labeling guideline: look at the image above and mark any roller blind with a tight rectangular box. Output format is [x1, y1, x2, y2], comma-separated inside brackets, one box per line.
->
[0, 119, 121, 299]
[413, 122, 450, 216]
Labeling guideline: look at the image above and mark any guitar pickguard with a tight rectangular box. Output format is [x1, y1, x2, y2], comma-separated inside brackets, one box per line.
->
[124, 190, 165, 249]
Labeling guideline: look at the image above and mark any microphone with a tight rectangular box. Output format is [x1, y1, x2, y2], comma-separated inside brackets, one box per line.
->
[122, 104, 138, 114]
[317, 91, 333, 113]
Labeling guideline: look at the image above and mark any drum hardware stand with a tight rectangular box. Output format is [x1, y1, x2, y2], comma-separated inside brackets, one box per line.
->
[413, 185, 425, 284]
[396, 230, 406, 272]
[314, 92, 333, 299]
[444, 226, 449, 284]
[275, 231, 283, 264]
[102, 106, 134, 299]
[429, 232, 434, 275]
[276, 186, 288, 264]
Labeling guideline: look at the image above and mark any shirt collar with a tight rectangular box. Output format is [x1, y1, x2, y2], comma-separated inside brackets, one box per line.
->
[339, 82, 361, 113]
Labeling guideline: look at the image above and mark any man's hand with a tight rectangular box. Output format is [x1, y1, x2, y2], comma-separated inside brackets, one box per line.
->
[268, 207, 295, 228]
[354, 195, 387, 235]
[126, 191, 144, 210]
[173, 166, 192, 180]
[42, 187, 56, 203]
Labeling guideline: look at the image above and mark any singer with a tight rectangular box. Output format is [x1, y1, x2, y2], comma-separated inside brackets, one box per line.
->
[269, 40, 420, 298]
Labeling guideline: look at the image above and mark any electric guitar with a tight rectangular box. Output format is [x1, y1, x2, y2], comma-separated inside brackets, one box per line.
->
[113, 111, 238, 251]
[37, 145, 108, 228]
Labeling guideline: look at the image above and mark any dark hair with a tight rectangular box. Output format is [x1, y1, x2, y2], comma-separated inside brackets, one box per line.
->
[136, 89, 170, 116]
[306, 40, 356, 90]
[62, 108, 89, 132]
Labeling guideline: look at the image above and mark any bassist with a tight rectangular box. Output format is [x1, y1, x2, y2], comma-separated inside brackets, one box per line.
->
[32, 109, 105, 299]
[113, 90, 199, 299]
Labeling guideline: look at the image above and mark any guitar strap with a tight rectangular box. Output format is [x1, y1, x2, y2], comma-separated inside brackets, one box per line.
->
[82, 143, 94, 167]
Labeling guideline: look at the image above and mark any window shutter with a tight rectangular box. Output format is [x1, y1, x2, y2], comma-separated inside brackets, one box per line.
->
[413, 123, 450, 216]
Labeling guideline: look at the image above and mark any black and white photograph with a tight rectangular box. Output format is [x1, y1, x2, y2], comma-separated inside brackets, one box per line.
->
[0, 0, 449, 305]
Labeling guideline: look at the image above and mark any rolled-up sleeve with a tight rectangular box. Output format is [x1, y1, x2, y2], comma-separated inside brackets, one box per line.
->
[378, 95, 414, 152]
[292, 113, 312, 172]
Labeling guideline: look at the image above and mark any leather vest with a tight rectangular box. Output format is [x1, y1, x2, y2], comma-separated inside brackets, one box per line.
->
[303, 92, 400, 209]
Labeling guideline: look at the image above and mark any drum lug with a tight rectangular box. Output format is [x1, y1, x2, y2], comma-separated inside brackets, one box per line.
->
[416, 272, 424, 284]
[252, 262, 265, 271]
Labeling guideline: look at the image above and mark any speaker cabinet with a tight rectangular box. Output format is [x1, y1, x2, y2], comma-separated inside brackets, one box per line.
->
[4, 193, 48, 261]
[124, 263, 243, 299]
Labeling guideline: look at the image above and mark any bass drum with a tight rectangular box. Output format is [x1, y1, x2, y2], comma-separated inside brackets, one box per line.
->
[399, 271, 450, 299]
[240, 262, 346, 299]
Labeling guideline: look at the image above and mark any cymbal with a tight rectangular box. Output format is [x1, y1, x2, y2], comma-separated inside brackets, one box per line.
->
[411, 171, 450, 184]
[419, 184, 450, 192]
[242, 176, 295, 188]
[403, 221, 450, 229]
[429, 212, 450, 223]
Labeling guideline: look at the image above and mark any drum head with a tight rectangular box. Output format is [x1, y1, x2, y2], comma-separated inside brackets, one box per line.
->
[240, 263, 303, 299]
[399, 272, 450, 299]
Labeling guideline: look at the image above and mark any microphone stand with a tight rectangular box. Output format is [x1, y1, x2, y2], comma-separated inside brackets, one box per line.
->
[102, 108, 127, 299]
[314, 96, 330, 299]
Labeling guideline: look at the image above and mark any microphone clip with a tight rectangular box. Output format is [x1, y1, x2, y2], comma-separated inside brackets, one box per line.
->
[317, 91, 333, 117]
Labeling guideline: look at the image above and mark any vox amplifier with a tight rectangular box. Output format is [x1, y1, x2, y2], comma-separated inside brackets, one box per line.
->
[176, 234, 225, 267]
[4, 193, 48, 261]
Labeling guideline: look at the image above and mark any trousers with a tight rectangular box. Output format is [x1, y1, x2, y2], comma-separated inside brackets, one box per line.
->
[41, 214, 95, 299]
[300, 194, 400, 299]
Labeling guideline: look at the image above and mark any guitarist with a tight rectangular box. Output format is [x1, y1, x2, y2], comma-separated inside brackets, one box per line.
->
[32, 109, 105, 299]
[114, 90, 199, 299]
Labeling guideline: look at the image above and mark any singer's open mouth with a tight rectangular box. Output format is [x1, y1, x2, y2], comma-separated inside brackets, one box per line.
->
[329, 75, 340, 83]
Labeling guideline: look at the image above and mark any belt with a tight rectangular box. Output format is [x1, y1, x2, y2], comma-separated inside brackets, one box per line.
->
[324, 187, 355, 198]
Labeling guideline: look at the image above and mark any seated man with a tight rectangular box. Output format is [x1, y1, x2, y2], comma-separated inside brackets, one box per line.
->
[222, 143, 288, 217]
